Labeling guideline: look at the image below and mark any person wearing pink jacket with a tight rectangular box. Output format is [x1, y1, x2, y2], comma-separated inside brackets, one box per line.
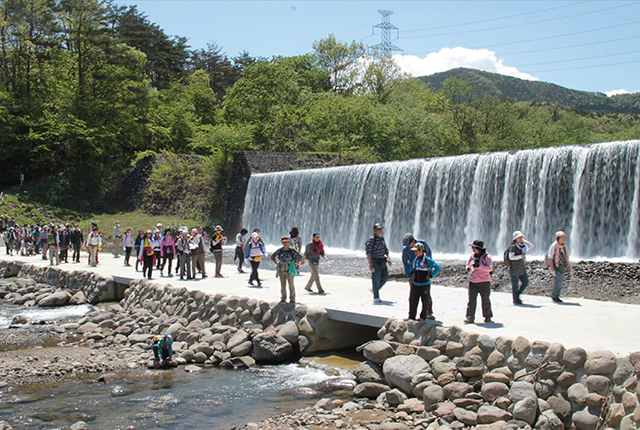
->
[160, 228, 177, 277]
[464, 240, 494, 324]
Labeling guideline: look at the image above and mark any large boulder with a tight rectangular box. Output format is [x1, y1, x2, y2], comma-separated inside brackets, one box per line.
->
[512, 397, 538, 426]
[38, 291, 70, 307]
[352, 361, 386, 384]
[572, 407, 600, 430]
[277, 321, 299, 344]
[363, 341, 395, 364]
[563, 347, 588, 370]
[252, 332, 293, 363]
[584, 350, 617, 375]
[382, 354, 430, 394]
[226, 330, 250, 351]
[377, 388, 408, 407]
[353, 382, 391, 399]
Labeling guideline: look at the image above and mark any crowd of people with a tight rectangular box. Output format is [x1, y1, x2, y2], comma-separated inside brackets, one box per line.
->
[0, 215, 571, 322]
[368, 223, 571, 325]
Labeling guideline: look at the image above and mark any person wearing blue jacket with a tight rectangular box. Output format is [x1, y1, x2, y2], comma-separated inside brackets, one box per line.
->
[245, 232, 267, 287]
[402, 233, 434, 318]
[408, 242, 441, 321]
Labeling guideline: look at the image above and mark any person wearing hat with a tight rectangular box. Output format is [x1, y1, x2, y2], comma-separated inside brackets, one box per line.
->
[58, 225, 70, 263]
[464, 240, 494, 324]
[210, 225, 227, 277]
[507, 231, 534, 305]
[547, 231, 571, 303]
[48, 225, 60, 266]
[245, 231, 266, 286]
[176, 229, 193, 280]
[113, 222, 122, 258]
[190, 228, 207, 279]
[271, 235, 303, 303]
[365, 223, 392, 302]
[139, 230, 155, 279]
[402, 233, 434, 316]
[122, 227, 134, 266]
[152, 334, 174, 368]
[408, 242, 441, 321]
[301, 232, 329, 294]
[70, 224, 83, 263]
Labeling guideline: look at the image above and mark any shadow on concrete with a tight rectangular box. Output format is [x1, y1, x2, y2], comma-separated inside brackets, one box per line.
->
[480, 321, 505, 329]
[556, 301, 582, 307]
[516, 303, 542, 309]
[374, 301, 397, 306]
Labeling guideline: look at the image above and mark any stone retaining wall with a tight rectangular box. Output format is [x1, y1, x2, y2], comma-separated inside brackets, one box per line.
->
[350, 317, 640, 430]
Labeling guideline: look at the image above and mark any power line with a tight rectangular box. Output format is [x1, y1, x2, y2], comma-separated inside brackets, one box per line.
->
[400, 2, 640, 40]
[403, 1, 588, 34]
[515, 49, 640, 68]
[528, 58, 640, 73]
[497, 35, 640, 56]
[471, 19, 640, 49]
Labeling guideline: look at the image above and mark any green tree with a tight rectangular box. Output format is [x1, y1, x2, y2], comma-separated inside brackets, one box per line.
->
[312, 34, 364, 93]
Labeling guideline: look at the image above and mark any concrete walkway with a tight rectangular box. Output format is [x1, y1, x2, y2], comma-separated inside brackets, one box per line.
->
[1, 253, 638, 355]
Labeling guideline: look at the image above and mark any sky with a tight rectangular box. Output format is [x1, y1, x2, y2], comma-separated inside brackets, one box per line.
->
[112, 1, 640, 95]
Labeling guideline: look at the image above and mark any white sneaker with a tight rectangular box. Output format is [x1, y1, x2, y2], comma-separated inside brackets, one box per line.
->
[374, 298, 382, 303]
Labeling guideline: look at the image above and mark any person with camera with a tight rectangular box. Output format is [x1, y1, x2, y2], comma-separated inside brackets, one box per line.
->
[365, 223, 392, 303]
[464, 240, 494, 324]
[408, 242, 441, 321]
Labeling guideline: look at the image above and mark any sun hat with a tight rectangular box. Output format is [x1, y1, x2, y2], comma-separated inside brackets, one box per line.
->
[512, 231, 524, 241]
[411, 242, 425, 251]
[555, 231, 567, 239]
[373, 223, 383, 230]
[470, 240, 486, 250]
[191, 228, 197, 234]
[312, 232, 320, 238]
[215, 225, 223, 231]
[251, 232, 259, 238]
[280, 235, 290, 242]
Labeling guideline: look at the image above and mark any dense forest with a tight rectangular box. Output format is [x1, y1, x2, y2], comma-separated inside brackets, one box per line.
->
[419, 68, 640, 115]
[1, 0, 639, 207]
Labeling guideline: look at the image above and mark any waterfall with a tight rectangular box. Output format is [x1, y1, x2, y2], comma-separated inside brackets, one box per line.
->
[242, 140, 640, 259]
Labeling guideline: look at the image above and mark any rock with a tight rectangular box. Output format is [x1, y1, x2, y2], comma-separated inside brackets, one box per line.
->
[70, 421, 89, 430]
[434, 401, 456, 419]
[621, 415, 637, 430]
[584, 350, 617, 375]
[453, 407, 478, 426]
[382, 354, 430, 395]
[557, 371, 576, 389]
[352, 361, 386, 384]
[445, 341, 464, 358]
[477, 334, 495, 357]
[400, 398, 424, 413]
[354, 382, 391, 399]
[483, 372, 510, 384]
[230, 341, 252, 357]
[534, 379, 556, 400]
[77, 322, 98, 334]
[456, 354, 485, 378]
[180, 349, 196, 363]
[495, 396, 511, 410]
[423, 385, 444, 411]
[315, 398, 335, 411]
[226, 330, 250, 351]
[477, 405, 512, 424]
[563, 347, 588, 370]
[396, 344, 414, 355]
[184, 365, 202, 372]
[482, 382, 510, 403]
[622, 391, 638, 413]
[443, 382, 472, 400]
[165, 322, 183, 338]
[614, 359, 635, 385]
[567, 383, 588, 408]
[193, 352, 207, 363]
[512, 397, 538, 426]
[487, 351, 506, 370]
[431, 360, 456, 379]
[512, 336, 531, 358]
[572, 407, 600, 430]
[11, 315, 28, 325]
[608, 403, 626, 427]
[377, 388, 408, 407]
[252, 332, 293, 363]
[585, 375, 611, 394]
[277, 321, 299, 344]
[416, 346, 441, 362]
[69, 291, 87, 305]
[546, 343, 564, 361]
[535, 410, 564, 430]
[363, 341, 395, 364]
[509, 381, 537, 402]
[0, 421, 13, 430]
[38, 291, 70, 307]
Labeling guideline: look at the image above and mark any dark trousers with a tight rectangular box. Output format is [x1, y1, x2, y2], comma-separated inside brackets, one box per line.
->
[143, 254, 154, 279]
[135, 247, 141, 270]
[511, 273, 529, 302]
[409, 282, 432, 320]
[235, 246, 245, 269]
[249, 259, 261, 285]
[161, 254, 173, 274]
[60, 247, 68, 262]
[466, 281, 493, 320]
[72, 243, 81, 262]
[371, 259, 389, 300]
[154, 250, 162, 269]
[124, 247, 132, 265]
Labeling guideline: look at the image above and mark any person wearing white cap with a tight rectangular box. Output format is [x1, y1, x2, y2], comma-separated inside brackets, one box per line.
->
[210, 225, 227, 277]
[245, 231, 266, 286]
[190, 228, 207, 279]
[547, 231, 571, 303]
[506, 231, 534, 305]
[365, 223, 392, 302]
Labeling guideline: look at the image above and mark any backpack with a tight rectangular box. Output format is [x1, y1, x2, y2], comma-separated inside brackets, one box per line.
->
[503, 247, 511, 268]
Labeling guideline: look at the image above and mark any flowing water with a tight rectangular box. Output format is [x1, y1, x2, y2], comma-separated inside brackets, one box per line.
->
[0, 363, 353, 429]
[242, 140, 640, 259]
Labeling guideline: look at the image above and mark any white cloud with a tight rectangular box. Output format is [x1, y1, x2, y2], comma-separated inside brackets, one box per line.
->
[393, 47, 539, 81]
[605, 89, 630, 97]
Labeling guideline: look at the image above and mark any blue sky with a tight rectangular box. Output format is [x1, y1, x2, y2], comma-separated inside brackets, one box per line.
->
[113, 1, 640, 95]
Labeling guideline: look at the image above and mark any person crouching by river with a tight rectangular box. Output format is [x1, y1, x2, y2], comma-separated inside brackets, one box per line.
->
[152, 334, 175, 368]
[176, 228, 192, 280]
[245, 232, 266, 287]
[408, 243, 440, 321]
[301, 232, 328, 294]
[271, 236, 302, 303]
[547, 231, 571, 303]
[402, 233, 435, 318]
[366, 223, 392, 303]
[139, 230, 155, 280]
[464, 240, 493, 324]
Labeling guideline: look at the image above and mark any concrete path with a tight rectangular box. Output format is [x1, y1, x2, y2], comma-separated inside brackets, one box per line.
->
[1, 253, 638, 355]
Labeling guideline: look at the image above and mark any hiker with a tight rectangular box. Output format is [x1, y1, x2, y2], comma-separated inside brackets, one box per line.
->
[289, 227, 302, 252]
[408, 242, 440, 321]
[176, 228, 192, 280]
[152, 230, 162, 270]
[547, 231, 571, 303]
[24, 235, 35, 256]
[190, 228, 207, 279]
[365, 223, 392, 302]
[271, 235, 303, 303]
[39, 227, 49, 260]
[58, 226, 70, 263]
[402, 233, 434, 317]
[134, 230, 144, 271]
[113, 222, 121, 258]
[139, 230, 155, 280]
[70, 225, 83, 263]
[85, 227, 102, 267]
[4, 227, 17, 255]
[234, 228, 248, 273]
[151, 334, 174, 368]
[245, 232, 266, 286]
[48, 225, 60, 266]
[506, 231, 534, 305]
[464, 240, 494, 324]
[122, 227, 134, 266]
[210, 225, 227, 277]
[301, 232, 328, 294]
[160, 228, 176, 277]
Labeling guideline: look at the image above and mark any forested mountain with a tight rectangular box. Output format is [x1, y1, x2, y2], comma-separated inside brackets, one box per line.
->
[418, 68, 640, 115]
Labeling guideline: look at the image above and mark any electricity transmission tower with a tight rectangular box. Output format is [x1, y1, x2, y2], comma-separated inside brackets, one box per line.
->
[372, 10, 403, 58]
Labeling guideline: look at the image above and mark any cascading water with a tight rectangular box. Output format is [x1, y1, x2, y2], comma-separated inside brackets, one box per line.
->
[242, 140, 640, 259]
